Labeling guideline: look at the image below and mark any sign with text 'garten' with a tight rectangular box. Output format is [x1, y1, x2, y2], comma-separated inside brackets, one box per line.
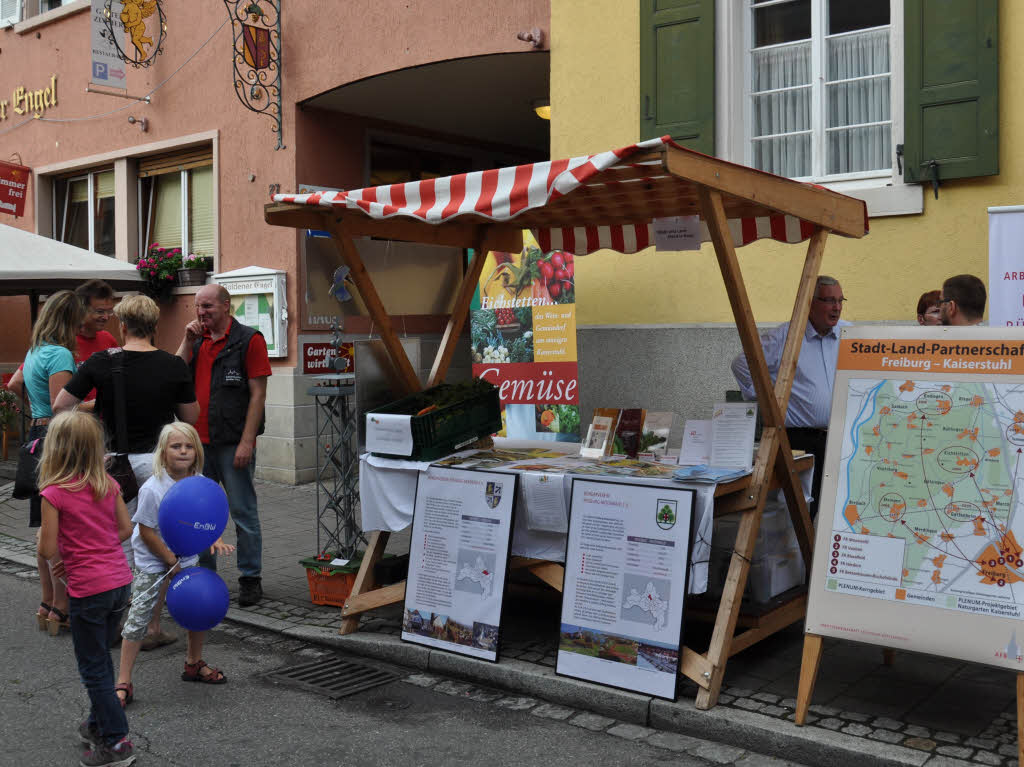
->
[807, 326, 1024, 669]
[470, 231, 581, 443]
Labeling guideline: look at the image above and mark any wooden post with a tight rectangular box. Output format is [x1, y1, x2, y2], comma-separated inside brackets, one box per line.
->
[326, 218, 421, 395]
[428, 233, 489, 387]
[339, 530, 390, 635]
[795, 633, 824, 725]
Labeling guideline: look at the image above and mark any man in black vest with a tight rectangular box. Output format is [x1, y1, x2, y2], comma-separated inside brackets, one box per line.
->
[177, 284, 272, 606]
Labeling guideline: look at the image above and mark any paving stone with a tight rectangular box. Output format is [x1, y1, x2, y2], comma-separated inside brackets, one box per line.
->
[466, 688, 502, 703]
[903, 738, 936, 751]
[760, 705, 787, 717]
[717, 694, 735, 705]
[779, 698, 797, 709]
[935, 746, 974, 759]
[871, 717, 903, 731]
[966, 737, 998, 750]
[972, 753, 1001, 766]
[519, 651, 543, 662]
[925, 758, 979, 767]
[645, 731, 704, 752]
[690, 742, 748, 764]
[569, 712, 616, 732]
[1001, 744, 1020, 757]
[403, 673, 439, 688]
[606, 723, 656, 741]
[935, 732, 963, 744]
[840, 710, 871, 723]
[434, 680, 473, 696]
[786, 712, 819, 725]
[531, 703, 575, 721]
[869, 729, 904, 744]
[733, 698, 765, 712]
[842, 723, 872, 737]
[752, 692, 781, 704]
[726, 687, 755, 698]
[493, 696, 538, 711]
[734, 756, 801, 767]
[809, 704, 841, 717]
[905, 725, 932, 738]
[817, 717, 844, 731]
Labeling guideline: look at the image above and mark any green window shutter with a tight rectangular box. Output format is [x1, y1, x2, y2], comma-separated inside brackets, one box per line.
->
[639, 0, 715, 155]
[903, 0, 998, 183]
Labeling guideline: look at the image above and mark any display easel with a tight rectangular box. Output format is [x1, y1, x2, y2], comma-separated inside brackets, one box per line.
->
[265, 137, 867, 709]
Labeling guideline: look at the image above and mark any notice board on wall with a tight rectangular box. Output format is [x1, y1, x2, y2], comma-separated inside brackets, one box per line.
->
[214, 266, 287, 358]
[807, 325, 1024, 669]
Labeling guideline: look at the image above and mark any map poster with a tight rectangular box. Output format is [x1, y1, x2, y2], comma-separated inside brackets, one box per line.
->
[806, 326, 1024, 670]
[401, 467, 519, 662]
[557, 479, 693, 699]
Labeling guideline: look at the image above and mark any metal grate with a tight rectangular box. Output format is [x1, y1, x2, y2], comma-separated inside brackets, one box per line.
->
[264, 657, 402, 700]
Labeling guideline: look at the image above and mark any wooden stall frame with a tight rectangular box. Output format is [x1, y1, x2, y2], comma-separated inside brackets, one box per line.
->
[265, 140, 867, 709]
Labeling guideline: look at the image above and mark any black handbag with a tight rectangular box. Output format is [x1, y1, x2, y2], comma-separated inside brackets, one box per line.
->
[13, 433, 44, 500]
[105, 349, 139, 504]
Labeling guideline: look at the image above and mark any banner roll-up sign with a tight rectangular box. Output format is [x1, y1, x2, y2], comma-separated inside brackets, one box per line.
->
[987, 206, 1024, 328]
[0, 160, 30, 217]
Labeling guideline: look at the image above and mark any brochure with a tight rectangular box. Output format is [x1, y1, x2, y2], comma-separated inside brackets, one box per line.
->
[580, 415, 615, 459]
[612, 408, 646, 458]
[636, 411, 674, 461]
[710, 402, 757, 471]
[677, 419, 711, 466]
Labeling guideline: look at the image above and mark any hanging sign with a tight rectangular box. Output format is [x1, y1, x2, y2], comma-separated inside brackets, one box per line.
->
[471, 231, 582, 443]
[91, 0, 127, 88]
[0, 160, 30, 217]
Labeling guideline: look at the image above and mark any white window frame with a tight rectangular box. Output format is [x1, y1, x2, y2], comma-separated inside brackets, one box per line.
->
[53, 169, 115, 256]
[0, 0, 22, 27]
[138, 167, 201, 260]
[717, 0, 922, 217]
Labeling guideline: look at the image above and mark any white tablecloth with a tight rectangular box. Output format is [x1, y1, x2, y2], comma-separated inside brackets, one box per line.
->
[359, 453, 813, 595]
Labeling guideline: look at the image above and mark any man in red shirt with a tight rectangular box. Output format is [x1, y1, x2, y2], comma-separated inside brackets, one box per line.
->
[176, 284, 271, 606]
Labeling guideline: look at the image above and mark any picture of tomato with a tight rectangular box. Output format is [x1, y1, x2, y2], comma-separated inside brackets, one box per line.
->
[554, 268, 568, 282]
[550, 252, 565, 270]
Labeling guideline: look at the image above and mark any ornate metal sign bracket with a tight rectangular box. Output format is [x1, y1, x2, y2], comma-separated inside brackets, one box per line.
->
[101, 0, 167, 69]
[224, 1, 283, 150]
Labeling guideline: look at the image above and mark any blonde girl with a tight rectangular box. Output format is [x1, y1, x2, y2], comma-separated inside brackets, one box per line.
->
[116, 422, 233, 707]
[36, 410, 136, 764]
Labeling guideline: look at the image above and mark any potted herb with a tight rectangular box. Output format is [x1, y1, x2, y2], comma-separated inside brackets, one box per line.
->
[177, 253, 211, 286]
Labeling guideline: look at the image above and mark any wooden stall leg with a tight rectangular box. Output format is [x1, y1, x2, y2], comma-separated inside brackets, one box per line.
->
[795, 633, 824, 725]
[428, 234, 489, 387]
[339, 530, 390, 635]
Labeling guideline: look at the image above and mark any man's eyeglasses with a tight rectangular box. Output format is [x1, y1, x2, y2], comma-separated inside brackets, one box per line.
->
[814, 297, 847, 306]
[938, 298, 952, 305]
[90, 308, 114, 317]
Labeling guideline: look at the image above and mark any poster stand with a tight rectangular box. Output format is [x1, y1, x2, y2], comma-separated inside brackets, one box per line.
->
[264, 138, 868, 708]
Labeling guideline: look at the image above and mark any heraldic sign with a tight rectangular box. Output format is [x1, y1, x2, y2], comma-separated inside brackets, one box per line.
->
[224, 0, 283, 150]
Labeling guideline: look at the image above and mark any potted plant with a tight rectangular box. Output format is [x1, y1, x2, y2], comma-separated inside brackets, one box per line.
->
[183, 252, 214, 272]
[135, 244, 182, 302]
[177, 253, 211, 286]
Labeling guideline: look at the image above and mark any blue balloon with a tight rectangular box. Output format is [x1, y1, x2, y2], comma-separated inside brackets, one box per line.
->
[157, 476, 229, 557]
[166, 567, 230, 631]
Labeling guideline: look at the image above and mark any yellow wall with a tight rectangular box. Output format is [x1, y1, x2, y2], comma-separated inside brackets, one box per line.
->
[551, 0, 1018, 325]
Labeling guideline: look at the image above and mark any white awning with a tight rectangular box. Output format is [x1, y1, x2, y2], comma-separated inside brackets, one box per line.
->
[0, 223, 143, 295]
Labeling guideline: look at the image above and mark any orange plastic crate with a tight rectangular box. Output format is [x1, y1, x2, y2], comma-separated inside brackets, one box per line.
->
[303, 564, 357, 607]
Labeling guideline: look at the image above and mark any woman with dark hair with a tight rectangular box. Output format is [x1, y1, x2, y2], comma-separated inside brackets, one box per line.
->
[917, 290, 942, 325]
[19, 289, 85, 634]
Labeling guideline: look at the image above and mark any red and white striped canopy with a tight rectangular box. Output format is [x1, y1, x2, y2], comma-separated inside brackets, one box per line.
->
[273, 136, 863, 256]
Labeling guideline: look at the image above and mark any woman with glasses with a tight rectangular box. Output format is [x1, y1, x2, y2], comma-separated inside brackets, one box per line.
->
[916, 290, 942, 326]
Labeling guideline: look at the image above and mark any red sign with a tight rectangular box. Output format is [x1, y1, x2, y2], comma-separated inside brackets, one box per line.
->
[0, 161, 30, 218]
[473, 361, 579, 405]
[303, 342, 353, 375]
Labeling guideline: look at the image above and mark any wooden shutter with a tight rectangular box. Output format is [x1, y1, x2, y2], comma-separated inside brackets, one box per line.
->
[0, 0, 21, 26]
[137, 146, 213, 178]
[639, 0, 715, 155]
[903, 0, 998, 184]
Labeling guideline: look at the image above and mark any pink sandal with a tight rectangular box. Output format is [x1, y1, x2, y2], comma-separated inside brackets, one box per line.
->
[182, 659, 227, 684]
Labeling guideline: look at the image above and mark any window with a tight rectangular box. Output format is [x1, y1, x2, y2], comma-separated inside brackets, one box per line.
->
[747, 0, 893, 181]
[137, 148, 215, 262]
[1, 0, 22, 27]
[54, 169, 116, 256]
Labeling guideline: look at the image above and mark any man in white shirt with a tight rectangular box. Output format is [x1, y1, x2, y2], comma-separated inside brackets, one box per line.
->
[731, 276, 850, 517]
[939, 274, 986, 326]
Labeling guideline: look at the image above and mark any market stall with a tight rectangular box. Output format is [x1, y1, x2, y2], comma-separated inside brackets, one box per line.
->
[264, 136, 868, 708]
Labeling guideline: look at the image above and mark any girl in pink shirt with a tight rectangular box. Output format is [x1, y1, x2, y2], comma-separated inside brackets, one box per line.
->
[37, 410, 136, 766]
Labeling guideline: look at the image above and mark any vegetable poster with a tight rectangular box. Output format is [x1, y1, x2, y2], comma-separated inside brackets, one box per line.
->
[470, 232, 581, 442]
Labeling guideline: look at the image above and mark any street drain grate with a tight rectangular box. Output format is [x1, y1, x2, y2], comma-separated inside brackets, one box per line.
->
[264, 657, 402, 699]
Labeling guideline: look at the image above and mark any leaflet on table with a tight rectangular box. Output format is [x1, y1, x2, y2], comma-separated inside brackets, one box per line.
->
[677, 419, 711, 465]
[580, 415, 614, 458]
[672, 464, 751, 484]
[402, 467, 519, 661]
[636, 411, 674, 461]
[557, 479, 694, 699]
[522, 472, 568, 533]
[710, 402, 757, 470]
[366, 413, 414, 457]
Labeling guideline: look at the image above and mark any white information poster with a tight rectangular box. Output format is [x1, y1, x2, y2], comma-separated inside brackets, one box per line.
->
[988, 205, 1024, 328]
[402, 467, 518, 661]
[807, 326, 1024, 669]
[557, 479, 693, 699]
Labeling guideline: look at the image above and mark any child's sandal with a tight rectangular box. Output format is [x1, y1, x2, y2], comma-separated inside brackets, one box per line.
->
[182, 659, 227, 684]
[46, 607, 70, 636]
[115, 682, 133, 708]
[35, 602, 51, 631]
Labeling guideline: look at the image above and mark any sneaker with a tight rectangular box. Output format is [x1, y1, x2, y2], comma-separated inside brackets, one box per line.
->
[238, 576, 263, 607]
[80, 736, 135, 767]
[77, 720, 99, 748]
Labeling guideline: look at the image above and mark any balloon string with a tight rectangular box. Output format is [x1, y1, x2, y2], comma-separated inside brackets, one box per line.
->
[126, 559, 181, 607]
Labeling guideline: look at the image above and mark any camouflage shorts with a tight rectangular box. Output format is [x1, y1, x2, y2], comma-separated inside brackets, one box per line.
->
[121, 570, 166, 642]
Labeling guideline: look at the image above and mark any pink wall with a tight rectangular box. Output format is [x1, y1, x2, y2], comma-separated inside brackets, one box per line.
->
[0, 0, 550, 366]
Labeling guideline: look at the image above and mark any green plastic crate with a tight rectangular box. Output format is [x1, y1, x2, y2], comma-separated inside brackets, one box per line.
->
[368, 383, 501, 461]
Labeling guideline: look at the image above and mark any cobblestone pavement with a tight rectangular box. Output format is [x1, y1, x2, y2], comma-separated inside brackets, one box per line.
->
[1, 473, 1020, 767]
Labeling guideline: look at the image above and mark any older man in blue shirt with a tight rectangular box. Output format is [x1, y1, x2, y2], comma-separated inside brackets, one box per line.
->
[731, 275, 849, 517]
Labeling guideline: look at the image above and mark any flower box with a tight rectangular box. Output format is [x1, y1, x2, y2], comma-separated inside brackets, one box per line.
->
[176, 268, 208, 287]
